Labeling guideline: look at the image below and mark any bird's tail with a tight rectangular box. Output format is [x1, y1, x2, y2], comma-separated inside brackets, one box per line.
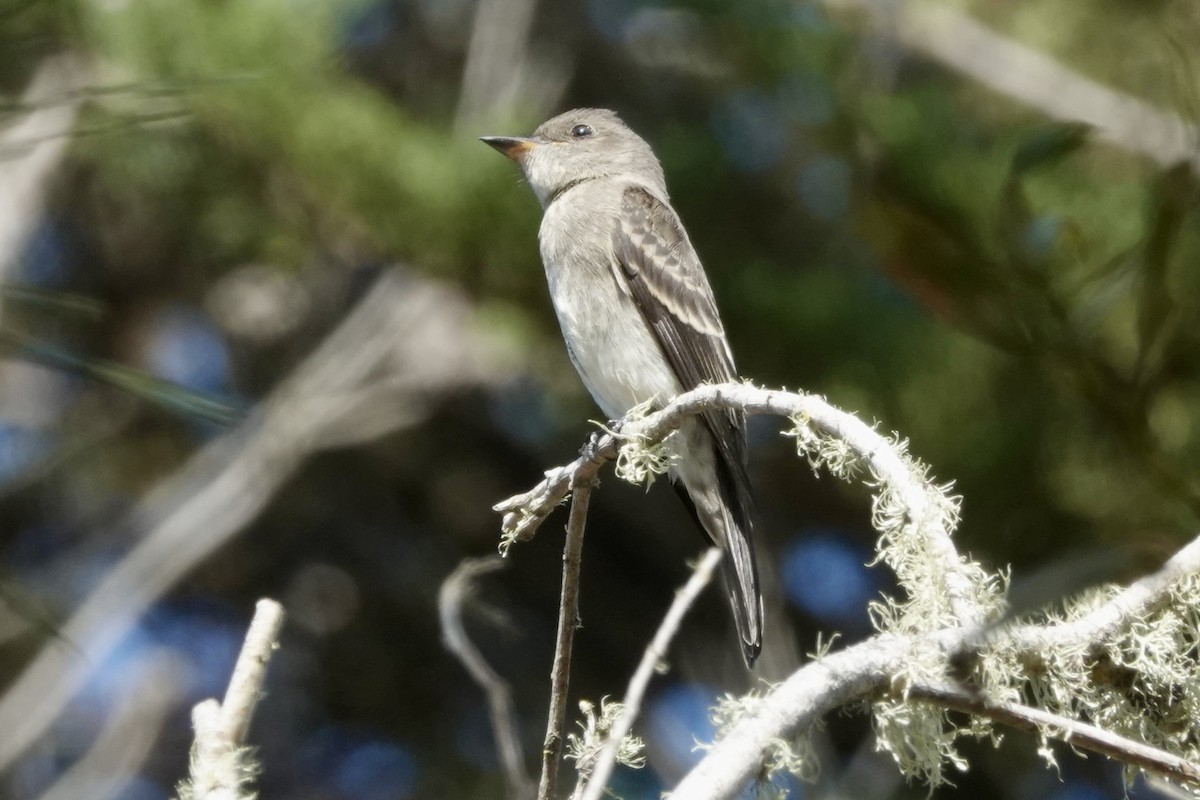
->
[673, 481, 762, 666]
[718, 502, 763, 666]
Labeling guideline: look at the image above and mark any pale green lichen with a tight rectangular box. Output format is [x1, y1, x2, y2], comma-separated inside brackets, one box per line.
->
[614, 432, 679, 488]
[174, 745, 261, 800]
[785, 410, 861, 480]
[704, 688, 821, 797]
[566, 697, 646, 787]
[600, 398, 681, 489]
[1021, 574, 1200, 779]
[783, 411, 1016, 787]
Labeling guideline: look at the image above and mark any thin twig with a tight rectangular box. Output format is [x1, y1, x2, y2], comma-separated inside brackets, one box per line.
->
[577, 546, 724, 800]
[184, 598, 285, 799]
[494, 444, 615, 547]
[439, 556, 533, 800]
[909, 681, 1200, 788]
[538, 478, 595, 800]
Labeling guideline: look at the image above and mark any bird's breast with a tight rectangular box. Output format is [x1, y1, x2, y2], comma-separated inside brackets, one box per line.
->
[538, 203, 681, 420]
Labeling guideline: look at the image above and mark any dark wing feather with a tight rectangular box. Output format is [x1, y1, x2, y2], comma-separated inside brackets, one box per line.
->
[610, 185, 753, 523]
[612, 186, 760, 663]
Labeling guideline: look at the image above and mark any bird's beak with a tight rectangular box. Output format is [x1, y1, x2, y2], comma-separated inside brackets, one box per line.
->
[480, 135, 541, 162]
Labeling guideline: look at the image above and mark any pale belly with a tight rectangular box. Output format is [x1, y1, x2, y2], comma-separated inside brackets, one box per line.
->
[544, 257, 682, 420]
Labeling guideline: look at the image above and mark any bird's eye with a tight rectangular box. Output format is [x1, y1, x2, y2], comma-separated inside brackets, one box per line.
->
[570, 124, 594, 138]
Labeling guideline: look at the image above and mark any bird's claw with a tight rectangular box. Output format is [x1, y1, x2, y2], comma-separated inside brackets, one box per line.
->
[581, 430, 605, 461]
[580, 420, 621, 461]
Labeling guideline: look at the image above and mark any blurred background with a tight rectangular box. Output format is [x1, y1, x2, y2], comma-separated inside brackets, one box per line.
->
[1, 0, 1199, 797]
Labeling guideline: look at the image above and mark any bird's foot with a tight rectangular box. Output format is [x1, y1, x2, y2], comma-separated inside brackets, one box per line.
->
[581, 420, 622, 460]
[580, 430, 605, 461]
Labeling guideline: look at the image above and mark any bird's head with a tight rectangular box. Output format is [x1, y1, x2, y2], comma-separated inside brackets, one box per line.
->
[481, 108, 666, 207]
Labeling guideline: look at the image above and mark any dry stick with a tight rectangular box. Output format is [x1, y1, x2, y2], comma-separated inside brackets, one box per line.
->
[221, 598, 286, 743]
[185, 598, 285, 799]
[909, 681, 1200, 788]
[577, 546, 724, 800]
[439, 557, 533, 800]
[538, 479, 595, 800]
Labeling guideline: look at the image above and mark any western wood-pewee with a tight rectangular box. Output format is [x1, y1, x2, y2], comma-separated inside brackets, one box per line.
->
[482, 108, 763, 666]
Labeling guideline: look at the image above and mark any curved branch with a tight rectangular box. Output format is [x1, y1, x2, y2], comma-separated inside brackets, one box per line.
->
[439, 557, 533, 800]
[670, 634, 914, 799]
[495, 383, 984, 624]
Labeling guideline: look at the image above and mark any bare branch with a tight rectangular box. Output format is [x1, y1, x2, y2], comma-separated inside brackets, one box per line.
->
[538, 478, 595, 800]
[439, 557, 533, 800]
[908, 680, 1200, 788]
[181, 598, 285, 800]
[221, 598, 285, 744]
[493, 442, 615, 548]
[577, 546, 723, 800]
[454, 0, 539, 132]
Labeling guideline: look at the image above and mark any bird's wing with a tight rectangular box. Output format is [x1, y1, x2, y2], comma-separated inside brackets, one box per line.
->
[610, 185, 752, 523]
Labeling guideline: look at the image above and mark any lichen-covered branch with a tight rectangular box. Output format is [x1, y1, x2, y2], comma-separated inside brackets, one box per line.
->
[1008, 534, 1200, 655]
[494, 382, 996, 628]
[497, 382, 1005, 797]
[671, 635, 916, 799]
[672, 533, 1200, 799]
[496, 384, 1200, 799]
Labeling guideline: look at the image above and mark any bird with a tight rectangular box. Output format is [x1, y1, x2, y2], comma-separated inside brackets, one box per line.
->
[481, 108, 763, 666]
